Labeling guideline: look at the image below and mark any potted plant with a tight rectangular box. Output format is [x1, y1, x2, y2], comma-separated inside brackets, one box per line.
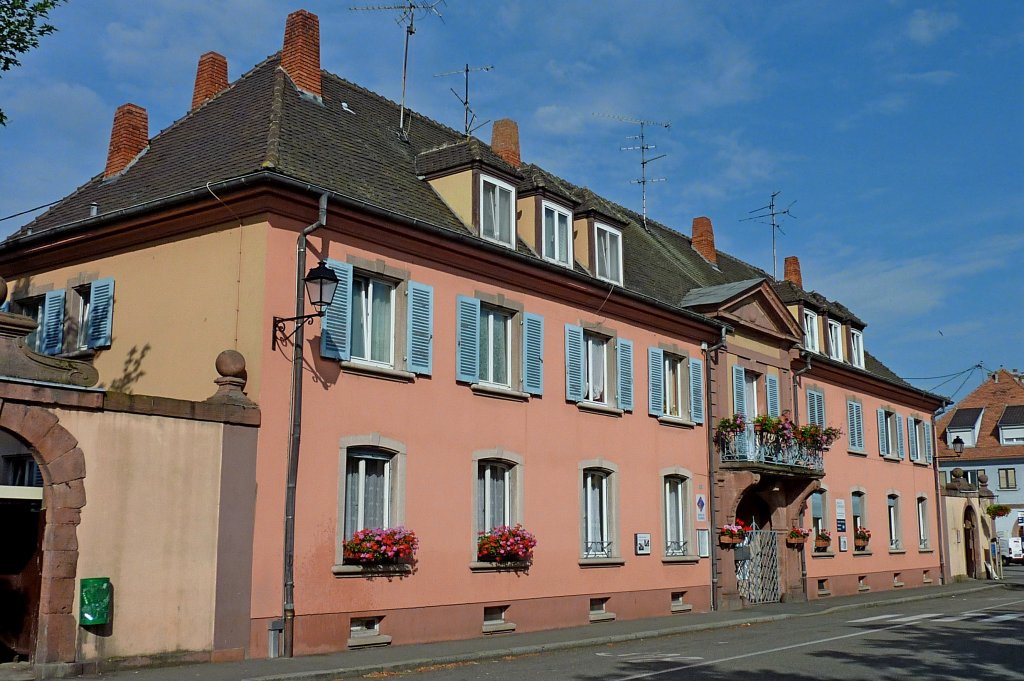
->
[715, 414, 747, 445]
[343, 527, 418, 565]
[854, 528, 871, 550]
[753, 413, 796, 448]
[795, 424, 843, 452]
[477, 524, 537, 563]
[814, 529, 832, 549]
[786, 527, 811, 546]
[986, 504, 1012, 519]
[719, 519, 748, 545]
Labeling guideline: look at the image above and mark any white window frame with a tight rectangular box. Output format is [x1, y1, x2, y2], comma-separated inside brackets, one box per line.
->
[17, 297, 44, 353]
[583, 332, 610, 404]
[344, 451, 391, 539]
[803, 310, 819, 353]
[908, 417, 922, 461]
[827, 320, 843, 361]
[887, 494, 901, 550]
[335, 435, 407, 569]
[916, 496, 929, 549]
[350, 274, 396, 367]
[664, 475, 689, 556]
[479, 174, 515, 248]
[882, 411, 900, 457]
[594, 222, 623, 285]
[851, 490, 867, 531]
[850, 329, 865, 368]
[74, 286, 92, 351]
[811, 489, 828, 537]
[998, 468, 1017, 489]
[479, 305, 513, 388]
[580, 461, 618, 560]
[1000, 426, 1024, 445]
[663, 353, 687, 418]
[477, 460, 511, 532]
[541, 200, 573, 268]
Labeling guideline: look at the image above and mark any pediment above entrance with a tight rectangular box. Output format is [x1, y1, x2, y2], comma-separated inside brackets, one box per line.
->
[681, 279, 802, 344]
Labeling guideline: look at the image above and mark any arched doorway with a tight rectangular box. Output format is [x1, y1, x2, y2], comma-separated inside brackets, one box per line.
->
[736, 492, 773, 530]
[964, 507, 978, 578]
[734, 489, 781, 604]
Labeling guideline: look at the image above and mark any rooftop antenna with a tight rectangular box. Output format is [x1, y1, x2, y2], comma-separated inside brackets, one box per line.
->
[594, 112, 671, 231]
[741, 191, 797, 280]
[350, 1, 445, 140]
[434, 63, 494, 138]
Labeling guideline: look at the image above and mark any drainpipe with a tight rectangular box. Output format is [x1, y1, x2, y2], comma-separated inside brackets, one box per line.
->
[702, 325, 728, 611]
[791, 351, 812, 598]
[931, 401, 952, 585]
[282, 193, 330, 658]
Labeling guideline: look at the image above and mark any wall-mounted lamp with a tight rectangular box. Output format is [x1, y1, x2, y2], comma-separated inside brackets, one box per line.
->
[951, 436, 965, 456]
[272, 260, 339, 350]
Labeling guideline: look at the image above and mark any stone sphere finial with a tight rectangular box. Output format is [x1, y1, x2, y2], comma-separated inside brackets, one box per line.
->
[215, 349, 246, 378]
[0, 276, 7, 308]
[951, 468, 964, 479]
[977, 471, 989, 485]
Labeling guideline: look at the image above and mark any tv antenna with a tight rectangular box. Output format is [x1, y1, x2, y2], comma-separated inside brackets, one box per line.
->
[594, 113, 671, 230]
[350, 1, 445, 140]
[741, 191, 797, 280]
[434, 63, 494, 137]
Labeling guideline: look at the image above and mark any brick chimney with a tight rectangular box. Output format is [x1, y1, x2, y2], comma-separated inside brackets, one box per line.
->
[191, 51, 229, 110]
[691, 216, 717, 265]
[104, 103, 149, 179]
[491, 119, 521, 168]
[784, 255, 803, 288]
[281, 9, 321, 98]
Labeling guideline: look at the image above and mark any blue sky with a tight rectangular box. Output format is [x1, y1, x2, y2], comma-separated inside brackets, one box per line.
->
[1, 1, 1021, 401]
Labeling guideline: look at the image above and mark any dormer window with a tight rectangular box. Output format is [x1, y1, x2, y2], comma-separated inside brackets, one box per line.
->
[480, 175, 515, 248]
[802, 310, 819, 353]
[998, 406, 1024, 445]
[542, 201, 573, 268]
[827, 320, 843, 361]
[850, 329, 865, 368]
[946, 407, 984, 448]
[594, 223, 622, 285]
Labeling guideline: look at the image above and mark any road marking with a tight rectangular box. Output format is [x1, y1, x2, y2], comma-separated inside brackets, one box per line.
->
[612, 597, 1024, 681]
[982, 613, 1023, 623]
[889, 613, 943, 623]
[932, 613, 984, 622]
[848, 613, 903, 623]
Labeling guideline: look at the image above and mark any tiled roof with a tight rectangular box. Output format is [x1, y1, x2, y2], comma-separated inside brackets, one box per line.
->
[4, 51, 927, 400]
[772, 280, 865, 327]
[998, 405, 1024, 427]
[937, 370, 1024, 461]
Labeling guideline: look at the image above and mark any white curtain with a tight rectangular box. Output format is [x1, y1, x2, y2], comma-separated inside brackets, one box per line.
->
[370, 282, 391, 363]
[351, 278, 367, 360]
[345, 453, 389, 538]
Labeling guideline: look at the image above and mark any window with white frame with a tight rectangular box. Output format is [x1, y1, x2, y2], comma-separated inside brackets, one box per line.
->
[877, 409, 905, 458]
[811, 490, 827, 537]
[74, 285, 92, 351]
[851, 491, 866, 532]
[456, 296, 544, 395]
[827, 320, 843, 361]
[887, 494, 901, 549]
[807, 388, 825, 427]
[343, 450, 392, 539]
[566, 325, 633, 411]
[998, 406, 1024, 444]
[584, 332, 609, 403]
[1002, 427, 1024, 445]
[594, 223, 623, 285]
[916, 496, 929, 548]
[480, 175, 515, 248]
[350, 275, 395, 366]
[998, 468, 1017, 489]
[583, 468, 612, 558]
[847, 400, 865, 452]
[907, 417, 927, 462]
[16, 297, 44, 353]
[477, 460, 511, 532]
[663, 354, 687, 418]
[744, 370, 760, 417]
[803, 310, 819, 353]
[479, 305, 512, 387]
[664, 475, 689, 556]
[542, 201, 573, 267]
[850, 329, 865, 368]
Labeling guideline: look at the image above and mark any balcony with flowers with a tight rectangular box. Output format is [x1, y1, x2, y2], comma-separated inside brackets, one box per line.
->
[715, 412, 841, 475]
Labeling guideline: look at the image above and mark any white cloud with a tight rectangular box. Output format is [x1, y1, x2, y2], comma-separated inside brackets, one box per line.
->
[890, 70, 957, 85]
[836, 92, 909, 130]
[683, 132, 778, 202]
[906, 9, 960, 46]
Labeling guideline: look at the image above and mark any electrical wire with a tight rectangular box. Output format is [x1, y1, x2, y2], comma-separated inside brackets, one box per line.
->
[0, 199, 64, 222]
[901, 363, 983, 381]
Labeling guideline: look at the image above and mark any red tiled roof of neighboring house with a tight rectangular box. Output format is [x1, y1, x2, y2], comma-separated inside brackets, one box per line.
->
[937, 369, 1024, 461]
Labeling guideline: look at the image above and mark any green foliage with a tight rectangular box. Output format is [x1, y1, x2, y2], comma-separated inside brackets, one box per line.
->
[1, 0, 67, 126]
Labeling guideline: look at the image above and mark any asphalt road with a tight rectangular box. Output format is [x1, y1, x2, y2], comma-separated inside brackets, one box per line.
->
[386, 572, 1024, 681]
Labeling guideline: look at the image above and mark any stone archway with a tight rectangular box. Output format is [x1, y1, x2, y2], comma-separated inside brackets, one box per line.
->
[963, 506, 978, 579]
[0, 401, 86, 667]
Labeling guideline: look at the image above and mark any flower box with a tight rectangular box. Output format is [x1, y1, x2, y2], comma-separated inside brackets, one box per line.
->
[719, 535, 743, 545]
[786, 537, 807, 546]
[854, 539, 869, 550]
[477, 524, 537, 564]
[814, 538, 831, 549]
[343, 527, 418, 566]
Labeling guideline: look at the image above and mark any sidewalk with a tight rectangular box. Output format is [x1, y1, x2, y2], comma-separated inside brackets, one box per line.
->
[7, 580, 1006, 681]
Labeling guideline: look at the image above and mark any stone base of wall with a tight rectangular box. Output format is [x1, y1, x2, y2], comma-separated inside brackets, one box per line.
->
[807, 568, 938, 599]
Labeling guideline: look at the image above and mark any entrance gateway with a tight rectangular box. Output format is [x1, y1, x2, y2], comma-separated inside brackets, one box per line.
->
[736, 525, 782, 604]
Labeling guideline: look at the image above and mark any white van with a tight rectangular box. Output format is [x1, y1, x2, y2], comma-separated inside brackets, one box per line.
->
[1002, 537, 1024, 566]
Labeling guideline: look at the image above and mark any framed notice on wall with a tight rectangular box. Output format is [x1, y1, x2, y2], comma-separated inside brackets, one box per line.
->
[697, 529, 710, 558]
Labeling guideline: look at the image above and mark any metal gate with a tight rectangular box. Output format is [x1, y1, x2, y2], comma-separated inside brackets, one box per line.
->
[735, 528, 781, 604]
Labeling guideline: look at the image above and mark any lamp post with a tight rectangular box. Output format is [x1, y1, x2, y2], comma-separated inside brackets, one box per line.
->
[271, 261, 339, 350]
[952, 436, 965, 456]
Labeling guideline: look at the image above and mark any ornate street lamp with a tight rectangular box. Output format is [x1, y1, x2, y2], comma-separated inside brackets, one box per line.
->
[952, 436, 965, 456]
[271, 260, 338, 351]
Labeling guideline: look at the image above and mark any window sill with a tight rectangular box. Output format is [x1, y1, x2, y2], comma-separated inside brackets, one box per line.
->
[811, 551, 835, 559]
[858, 585, 871, 592]
[657, 415, 695, 429]
[847, 449, 867, 457]
[670, 603, 693, 614]
[59, 348, 97, 360]
[912, 460, 930, 467]
[888, 549, 907, 555]
[347, 634, 392, 649]
[341, 361, 416, 383]
[332, 563, 413, 578]
[922, 577, 934, 584]
[918, 547, 934, 553]
[882, 455, 901, 462]
[853, 550, 873, 556]
[578, 557, 625, 568]
[482, 621, 517, 634]
[893, 581, 905, 588]
[662, 555, 700, 564]
[817, 589, 832, 597]
[577, 401, 624, 417]
[589, 611, 616, 623]
[471, 383, 529, 402]
[469, 561, 531, 572]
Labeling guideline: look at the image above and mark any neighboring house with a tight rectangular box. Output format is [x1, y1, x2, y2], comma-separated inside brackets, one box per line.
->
[937, 369, 1024, 545]
[0, 9, 946, 671]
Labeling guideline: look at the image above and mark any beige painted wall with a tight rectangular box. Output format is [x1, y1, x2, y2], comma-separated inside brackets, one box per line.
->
[9, 222, 268, 401]
[730, 333, 783, 359]
[56, 408, 225, 660]
[573, 217, 590, 270]
[428, 170, 473, 230]
[516, 196, 536, 251]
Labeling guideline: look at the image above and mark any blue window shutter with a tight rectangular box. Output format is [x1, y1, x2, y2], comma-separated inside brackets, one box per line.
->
[807, 390, 825, 427]
[616, 338, 634, 411]
[766, 375, 780, 417]
[895, 414, 905, 459]
[522, 312, 544, 395]
[732, 365, 746, 416]
[816, 391, 825, 426]
[320, 259, 352, 361]
[87, 278, 115, 348]
[648, 347, 664, 417]
[924, 423, 934, 463]
[564, 324, 584, 402]
[908, 418, 919, 461]
[847, 401, 863, 450]
[41, 289, 65, 355]
[877, 409, 888, 456]
[689, 357, 704, 424]
[406, 281, 433, 375]
[455, 295, 480, 383]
